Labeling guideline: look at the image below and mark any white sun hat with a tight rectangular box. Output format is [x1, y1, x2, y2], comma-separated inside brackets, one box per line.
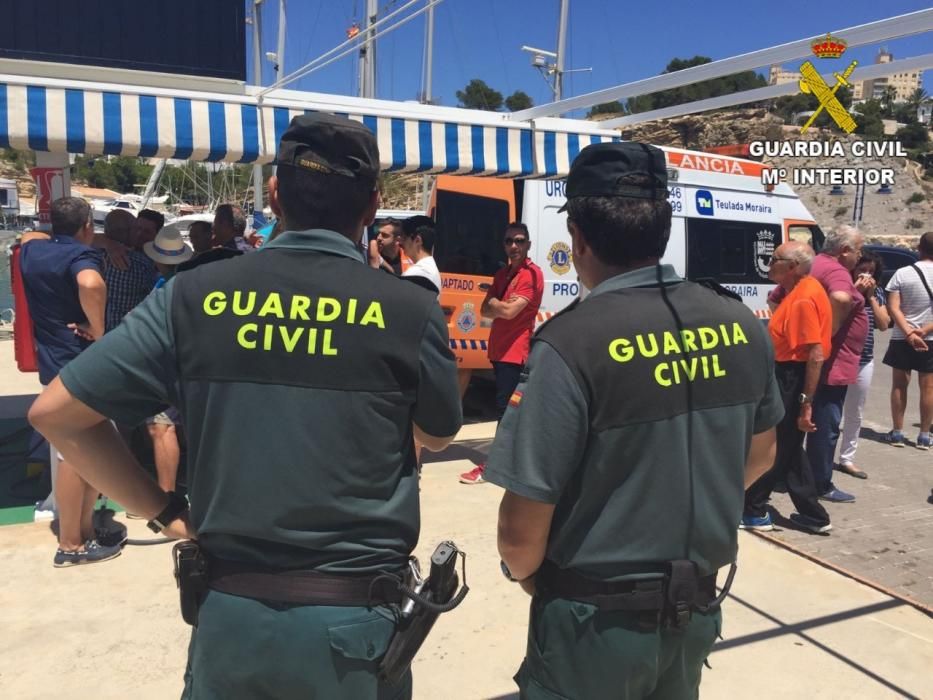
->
[144, 227, 193, 265]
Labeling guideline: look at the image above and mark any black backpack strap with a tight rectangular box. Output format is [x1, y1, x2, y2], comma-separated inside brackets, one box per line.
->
[694, 278, 742, 303]
[910, 264, 933, 302]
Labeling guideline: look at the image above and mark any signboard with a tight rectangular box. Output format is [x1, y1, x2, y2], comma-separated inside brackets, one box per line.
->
[0, 0, 245, 82]
[29, 167, 64, 228]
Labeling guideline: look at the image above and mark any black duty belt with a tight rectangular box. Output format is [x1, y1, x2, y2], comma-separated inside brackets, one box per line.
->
[208, 557, 406, 607]
[536, 559, 717, 613]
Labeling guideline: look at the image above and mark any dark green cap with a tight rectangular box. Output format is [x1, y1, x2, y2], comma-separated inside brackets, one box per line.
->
[276, 113, 380, 184]
[558, 142, 668, 212]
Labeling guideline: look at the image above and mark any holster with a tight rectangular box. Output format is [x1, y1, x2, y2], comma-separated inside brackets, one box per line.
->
[536, 559, 724, 630]
[378, 541, 464, 685]
[173, 541, 209, 627]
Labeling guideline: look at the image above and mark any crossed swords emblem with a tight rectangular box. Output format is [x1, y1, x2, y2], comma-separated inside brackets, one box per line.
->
[798, 59, 858, 134]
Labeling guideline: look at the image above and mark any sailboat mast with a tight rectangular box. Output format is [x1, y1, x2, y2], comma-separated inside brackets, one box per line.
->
[555, 0, 569, 101]
[359, 0, 378, 97]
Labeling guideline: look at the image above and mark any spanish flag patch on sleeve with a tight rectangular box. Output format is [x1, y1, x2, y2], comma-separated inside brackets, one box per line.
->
[509, 390, 523, 408]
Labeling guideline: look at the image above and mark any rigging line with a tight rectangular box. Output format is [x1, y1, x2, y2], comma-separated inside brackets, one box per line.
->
[263, 0, 444, 93]
[487, 0, 512, 93]
[260, 0, 439, 95]
[293, 1, 325, 89]
[443, 0, 469, 104]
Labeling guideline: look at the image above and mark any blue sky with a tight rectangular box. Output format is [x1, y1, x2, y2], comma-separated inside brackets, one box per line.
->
[246, 0, 931, 112]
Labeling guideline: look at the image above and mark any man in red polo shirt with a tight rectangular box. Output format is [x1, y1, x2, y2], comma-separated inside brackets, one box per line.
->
[460, 222, 544, 484]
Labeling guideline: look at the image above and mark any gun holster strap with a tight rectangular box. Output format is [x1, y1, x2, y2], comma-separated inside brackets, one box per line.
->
[207, 558, 405, 607]
[536, 560, 716, 612]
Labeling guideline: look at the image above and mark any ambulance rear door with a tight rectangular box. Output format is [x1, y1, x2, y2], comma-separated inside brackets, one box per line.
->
[522, 179, 578, 325]
[681, 184, 782, 319]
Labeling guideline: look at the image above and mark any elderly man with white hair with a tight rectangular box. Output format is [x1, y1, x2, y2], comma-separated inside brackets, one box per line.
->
[804, 225, 869, 504]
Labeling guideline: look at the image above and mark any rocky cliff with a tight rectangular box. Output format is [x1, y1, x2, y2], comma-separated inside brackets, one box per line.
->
[617, 109, 932, 245]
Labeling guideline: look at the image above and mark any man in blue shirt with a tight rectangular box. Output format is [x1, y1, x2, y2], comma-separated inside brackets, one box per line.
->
[20, 196, 122, 567]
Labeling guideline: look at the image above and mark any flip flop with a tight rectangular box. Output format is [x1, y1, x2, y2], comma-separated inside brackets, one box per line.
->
[835, 463, 868, 479]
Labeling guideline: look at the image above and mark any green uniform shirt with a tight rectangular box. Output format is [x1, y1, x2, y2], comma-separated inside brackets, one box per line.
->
[485, 265, 783, 579]
[61, 228, 462, 573]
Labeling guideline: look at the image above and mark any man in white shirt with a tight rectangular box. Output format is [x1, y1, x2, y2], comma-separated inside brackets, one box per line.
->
[883, 231, 933, 449]
[400, 216, 441, 296]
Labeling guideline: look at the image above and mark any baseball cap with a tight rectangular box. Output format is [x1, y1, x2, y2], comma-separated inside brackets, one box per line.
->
[276, 113, 380, 184]
[558, 142, 668, 212]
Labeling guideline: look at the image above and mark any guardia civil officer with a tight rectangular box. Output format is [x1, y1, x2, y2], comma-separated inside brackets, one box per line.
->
[28, 114, 463, 699]
[485, 142, 783, 699]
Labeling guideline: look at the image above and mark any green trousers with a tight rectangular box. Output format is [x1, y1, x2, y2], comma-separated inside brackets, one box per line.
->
[515, 595, 721, 700]
[181, 590, 411, 700]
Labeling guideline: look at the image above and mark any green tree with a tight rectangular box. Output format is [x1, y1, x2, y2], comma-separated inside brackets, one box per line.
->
[456, 79, 503, 111]
[586, 101, 626, 119]
[626, 94, 655, 114]
[854, 99, 885, 139]
[504, 90, 533, 112]
[896, 122, 930, 150]
[881, 85, 898, 118]
[647, 56, 768, 110]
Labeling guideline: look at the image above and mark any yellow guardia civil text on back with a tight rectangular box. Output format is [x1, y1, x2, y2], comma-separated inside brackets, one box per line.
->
[608, 323, 749, 387]
[202, 290, 387, 355]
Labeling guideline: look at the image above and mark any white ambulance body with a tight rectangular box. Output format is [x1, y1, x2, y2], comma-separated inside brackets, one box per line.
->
[523, 147, 821, 324]
[432, 147, 822, 369]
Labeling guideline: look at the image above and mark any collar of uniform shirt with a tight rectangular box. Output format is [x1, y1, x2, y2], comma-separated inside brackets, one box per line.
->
[586, 264, 681, 298]
[263, 228, 364, 261]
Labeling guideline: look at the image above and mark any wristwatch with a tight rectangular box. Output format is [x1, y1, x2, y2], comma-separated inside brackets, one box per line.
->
[147, 491, 189, 533]
[798, 393, 812, 405]
[500, 559, 520, 582]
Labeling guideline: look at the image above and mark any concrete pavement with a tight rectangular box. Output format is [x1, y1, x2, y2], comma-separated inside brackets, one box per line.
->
[0, 422, 930, 699]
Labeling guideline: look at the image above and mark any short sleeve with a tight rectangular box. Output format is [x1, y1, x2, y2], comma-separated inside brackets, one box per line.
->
[823, 266, 853, 295]
[411, 304, 462, 438]
[784, 297, 821, 351]
[509, 268, 534, 302]
[68, 248, 103, 279]
[484, 341, 588, 503]
[885, 268, 903, 294]
[59, 281, 178, 426]
[754, 327, 784, 433]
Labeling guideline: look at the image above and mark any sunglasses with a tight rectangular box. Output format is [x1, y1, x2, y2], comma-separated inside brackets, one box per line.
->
[504, 237, 528, 246]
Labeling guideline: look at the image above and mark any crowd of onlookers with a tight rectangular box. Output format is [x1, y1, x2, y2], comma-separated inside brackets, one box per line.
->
[19, 197, 258, 566]
[742, 226, 933, 535]
[19, 196, 933, 562]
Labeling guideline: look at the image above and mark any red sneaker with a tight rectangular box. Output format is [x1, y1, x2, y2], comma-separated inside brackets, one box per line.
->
[459, 464, 486, 484]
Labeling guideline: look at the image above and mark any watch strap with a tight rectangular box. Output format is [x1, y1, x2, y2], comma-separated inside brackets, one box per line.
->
[147, 491, 188, 533]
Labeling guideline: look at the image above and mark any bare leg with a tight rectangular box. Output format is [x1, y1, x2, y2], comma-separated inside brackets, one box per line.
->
[56, 459, 91, 550]
[148, 423, 180, 492]
[919, 372, 933, 434]
[457, 369, 472, 399]
[890, 368, 910, 431]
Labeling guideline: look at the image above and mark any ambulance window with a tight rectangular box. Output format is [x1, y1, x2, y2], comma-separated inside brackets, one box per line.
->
[434, 191, 510, 276]
[788, 224, 825, 252]
[686, 218, 781, 285]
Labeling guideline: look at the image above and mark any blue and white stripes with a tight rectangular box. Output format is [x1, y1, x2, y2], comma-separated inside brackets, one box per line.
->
[0, 80, 618, 177]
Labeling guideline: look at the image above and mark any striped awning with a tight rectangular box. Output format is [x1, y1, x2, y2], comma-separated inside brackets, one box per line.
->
[0, 76, 619, 177]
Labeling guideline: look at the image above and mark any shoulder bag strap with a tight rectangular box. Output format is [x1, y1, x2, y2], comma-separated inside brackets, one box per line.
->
[910, 264, 933, 302]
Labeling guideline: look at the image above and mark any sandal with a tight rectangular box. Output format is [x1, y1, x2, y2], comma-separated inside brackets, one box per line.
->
[835, 462, 868, 479]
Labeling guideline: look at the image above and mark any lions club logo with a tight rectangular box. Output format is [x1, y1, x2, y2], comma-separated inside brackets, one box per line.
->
[548, 242, 572, 275]
[457, 302, 477, 333]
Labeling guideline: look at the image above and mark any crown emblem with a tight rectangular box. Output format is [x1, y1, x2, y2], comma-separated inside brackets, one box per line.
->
[811, 33, 847, 59]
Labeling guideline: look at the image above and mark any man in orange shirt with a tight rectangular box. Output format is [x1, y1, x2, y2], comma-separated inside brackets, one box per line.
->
[742, 241, 833, 534]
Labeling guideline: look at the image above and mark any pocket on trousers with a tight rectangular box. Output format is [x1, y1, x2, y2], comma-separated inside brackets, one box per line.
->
[516, 664, 572, 700]
[327, 611, 396, 663]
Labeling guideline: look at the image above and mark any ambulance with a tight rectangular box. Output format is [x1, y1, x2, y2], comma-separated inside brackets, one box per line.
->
[429, 145, 823, 369]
